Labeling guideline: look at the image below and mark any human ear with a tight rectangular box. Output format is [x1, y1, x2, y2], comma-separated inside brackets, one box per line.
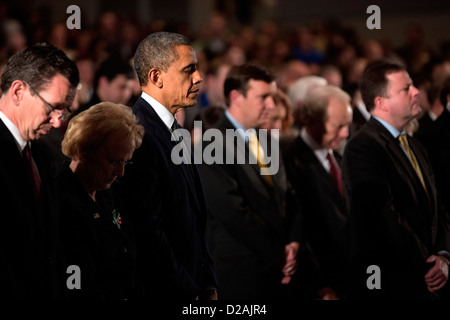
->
[374, 96, 388, 112]
[10, 80, 27, 106]
[229, 89, 243, 106]
[148, 68, 163, 88]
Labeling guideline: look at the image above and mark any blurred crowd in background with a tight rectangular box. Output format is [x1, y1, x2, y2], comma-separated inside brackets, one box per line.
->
[1, 2, 450, 137]
[2, 1, 450, 301]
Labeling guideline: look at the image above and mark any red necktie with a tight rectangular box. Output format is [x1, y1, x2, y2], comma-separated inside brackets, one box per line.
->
[327, 151, 344, 198]
[23, 143, 41, 199]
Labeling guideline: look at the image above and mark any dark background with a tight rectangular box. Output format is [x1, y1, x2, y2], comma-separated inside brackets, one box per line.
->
[3, 0, 449, 50]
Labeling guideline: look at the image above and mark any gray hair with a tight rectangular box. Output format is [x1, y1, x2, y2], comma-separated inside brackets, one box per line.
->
[287, 76, 328, 111]
[134, 32, 192, 86]
[301, 85, 351, 126]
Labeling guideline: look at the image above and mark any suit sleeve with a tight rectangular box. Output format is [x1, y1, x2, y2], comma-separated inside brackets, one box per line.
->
[117, 141, 202, 299]
[199, 159, 284, 263]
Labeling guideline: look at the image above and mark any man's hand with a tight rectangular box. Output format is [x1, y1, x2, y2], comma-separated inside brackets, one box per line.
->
[199, 289, 218, 300]
[281, 241, 300, 285]
[317, 287, 339, 300]
[425, 254, 449, 293]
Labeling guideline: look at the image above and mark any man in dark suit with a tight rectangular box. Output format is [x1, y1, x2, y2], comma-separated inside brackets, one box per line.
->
[117, 32, 218, 300]
[198, 64, 303, 299]
[342, 60, 450, 299]
[284, 85, 353, 299]
[0, 43, 79, 299]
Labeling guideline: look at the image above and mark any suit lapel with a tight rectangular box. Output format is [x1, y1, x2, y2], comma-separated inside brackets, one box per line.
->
[296, 137, 344, 204]
[218, 116, 273, 196]
[408, 138, 434, 195]
[216, 116, 284, 236]
[0, 119, 23, 168]
[134, 97, 203, 213]
[0, 120, 52, 241]
[369, 118, 428, 198]
[369, 119, 435, 236]
[0, 119, 38, 203]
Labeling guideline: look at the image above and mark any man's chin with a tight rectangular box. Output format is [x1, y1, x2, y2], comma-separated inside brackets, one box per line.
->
[32, 132, 44, 140]
[183, 100, 197, 109]
[412, 102, 422, 115]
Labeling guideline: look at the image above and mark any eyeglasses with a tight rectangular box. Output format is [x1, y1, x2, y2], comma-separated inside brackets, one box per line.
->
[23, 81, 72, 120]
[109, 159, 133, 169]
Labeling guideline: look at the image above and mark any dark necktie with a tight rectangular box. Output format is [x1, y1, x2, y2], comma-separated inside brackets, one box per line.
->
[23, 143, 41, 199]
[327, 151, 344, 198]
[171, 118, 179, 133]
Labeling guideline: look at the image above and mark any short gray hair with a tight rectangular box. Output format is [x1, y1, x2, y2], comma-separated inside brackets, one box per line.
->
[301, 85, 350, 126]
[134, 32, 192, 86]
[287, 76, 327, 110]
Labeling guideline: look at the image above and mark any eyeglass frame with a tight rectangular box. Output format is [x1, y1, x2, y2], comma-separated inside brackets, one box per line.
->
[108, 159, 133, 169]
[23, 81, 72, 120]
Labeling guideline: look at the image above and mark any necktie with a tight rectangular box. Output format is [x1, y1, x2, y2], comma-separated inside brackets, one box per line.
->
[170, 118, 179, 133]
[248, 132, 273, 186]
[23, 143, 41, 199]
[398, 134, 428, 193]
[327, 151, 344, 198]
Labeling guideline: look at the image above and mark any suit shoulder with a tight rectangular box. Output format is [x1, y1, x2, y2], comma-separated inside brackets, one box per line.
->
[346, 122, 379, 147]
[343, 123, 387, 162]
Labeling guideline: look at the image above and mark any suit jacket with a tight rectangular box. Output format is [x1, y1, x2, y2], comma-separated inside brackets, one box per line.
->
[342, 117, 450, 300]
[198, 114, 303, 299]
[283, 136, 350, 297]
[0, 119, 62, 299]
[57, 163, 141, 299]
[415, 109, 450, 214]
[116, 97, 218, 300]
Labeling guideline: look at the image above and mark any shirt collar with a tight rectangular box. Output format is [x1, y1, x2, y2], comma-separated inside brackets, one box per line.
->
[225, 110, 246, 130]
[0, 110, 27, 152]
[300, 127, 330, 165]
[428, 110, 438, 121]
[356, 101, 371, 121]
[141, 92, 175, 130]
[372, 115, 402, 138]
[225, 110, 249, 141]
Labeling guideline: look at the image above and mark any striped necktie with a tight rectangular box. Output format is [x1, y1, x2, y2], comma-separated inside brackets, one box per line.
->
[398, 134, 428, 193]
[248, 132, 273, 187]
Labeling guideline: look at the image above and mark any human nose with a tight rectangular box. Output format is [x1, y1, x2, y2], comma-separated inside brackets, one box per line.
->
[411, 85, 420, 98]
[266, 96, 276, 110]
[113, 165, 125, 177]
[49, 113, 62, 128]
[340, 125, 349, 139]
[193, 70, 203, 85]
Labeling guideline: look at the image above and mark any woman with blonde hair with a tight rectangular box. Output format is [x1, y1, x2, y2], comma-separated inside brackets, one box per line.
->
[57, 102, 144, 299]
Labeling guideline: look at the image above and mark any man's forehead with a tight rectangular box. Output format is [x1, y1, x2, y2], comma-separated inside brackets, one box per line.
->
[248, 79, 273, 90]
[270, 81, 277, 93]
[387, 70, 410, 84]
[175, 45, 196, 62]
[43, 74, 73, 107]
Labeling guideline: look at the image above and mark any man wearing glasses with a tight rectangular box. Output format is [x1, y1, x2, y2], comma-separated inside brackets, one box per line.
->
[0, 43, 79, 299]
